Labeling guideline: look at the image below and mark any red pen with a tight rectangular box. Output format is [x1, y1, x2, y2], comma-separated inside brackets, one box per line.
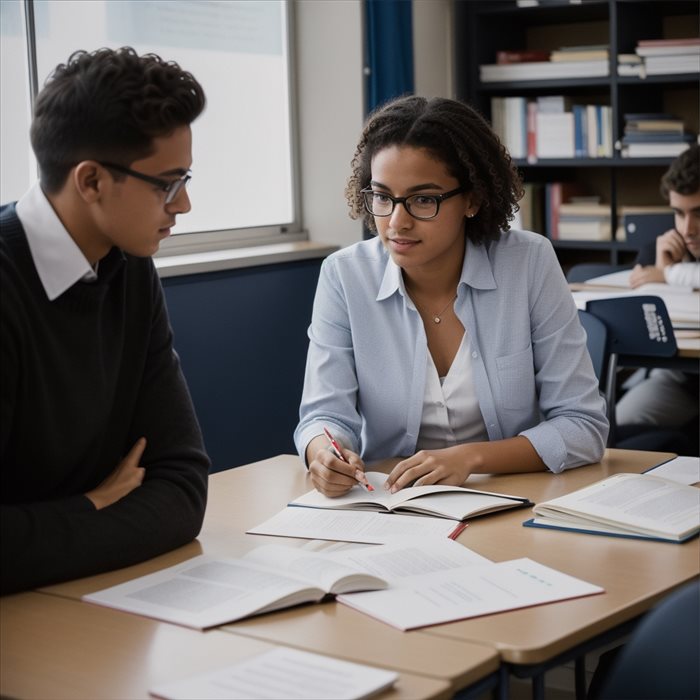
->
[323, 426, 374, 492]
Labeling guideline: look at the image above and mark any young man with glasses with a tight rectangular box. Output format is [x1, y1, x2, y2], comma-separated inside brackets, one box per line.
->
[0, 47, 209, 594]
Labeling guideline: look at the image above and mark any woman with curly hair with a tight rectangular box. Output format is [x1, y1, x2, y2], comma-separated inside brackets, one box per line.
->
[294, 95, 608, 497]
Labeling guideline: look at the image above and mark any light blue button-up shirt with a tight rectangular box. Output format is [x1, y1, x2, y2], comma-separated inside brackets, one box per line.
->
[295, 230, 609, 473]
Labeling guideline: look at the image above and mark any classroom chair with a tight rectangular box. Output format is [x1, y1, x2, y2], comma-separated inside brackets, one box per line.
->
[594, 580, 700, 700]
[577, 301, 694, 453]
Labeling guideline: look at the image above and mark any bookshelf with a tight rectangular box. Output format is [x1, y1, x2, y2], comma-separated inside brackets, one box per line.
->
[454, 0, 699, 268]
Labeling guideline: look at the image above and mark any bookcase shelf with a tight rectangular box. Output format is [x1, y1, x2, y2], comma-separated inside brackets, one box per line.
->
[454, 0, 699, 266]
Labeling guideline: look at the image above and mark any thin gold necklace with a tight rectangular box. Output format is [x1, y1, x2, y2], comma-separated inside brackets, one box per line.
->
[413, 294, 457, 324]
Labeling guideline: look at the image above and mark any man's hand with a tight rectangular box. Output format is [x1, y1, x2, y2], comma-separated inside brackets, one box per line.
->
[85, 437, 147, 510]
[656, 229, 687, 268]
[629, 264, 665, 288]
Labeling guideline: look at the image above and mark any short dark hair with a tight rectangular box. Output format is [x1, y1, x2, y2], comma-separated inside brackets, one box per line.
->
[660, 143, 699, 200]
[345, 95, 523, 245]
[31, 47, 206, 193]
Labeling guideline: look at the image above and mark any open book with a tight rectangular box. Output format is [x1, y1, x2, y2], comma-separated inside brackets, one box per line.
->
[524, 473, 700, 543]
[290, 471, 531, 521]
[83, 544, 387, 630]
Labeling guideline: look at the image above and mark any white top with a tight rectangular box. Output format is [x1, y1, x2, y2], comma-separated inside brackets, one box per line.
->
[417, 333, 489, 450]
[664, 261, 700, 288]
[15, 182, 97, 301]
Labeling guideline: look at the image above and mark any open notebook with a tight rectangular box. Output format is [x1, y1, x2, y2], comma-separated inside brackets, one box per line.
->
[289, 471, 532, 521]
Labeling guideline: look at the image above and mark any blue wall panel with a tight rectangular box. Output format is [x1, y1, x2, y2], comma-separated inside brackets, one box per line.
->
[162, 258, 323, 472]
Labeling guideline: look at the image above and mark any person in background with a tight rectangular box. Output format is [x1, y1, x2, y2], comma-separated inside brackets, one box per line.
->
[617, 143, 699, 447]
[0, 47, 210, 594]
[629, 143, 699, 289]
[295, 95, 608, 497]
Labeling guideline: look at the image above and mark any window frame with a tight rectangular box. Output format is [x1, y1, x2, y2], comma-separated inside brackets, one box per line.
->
[14, 0, 306, 257]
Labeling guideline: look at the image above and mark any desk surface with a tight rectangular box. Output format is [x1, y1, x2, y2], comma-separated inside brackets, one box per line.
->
[422, 450, 700, 663]
[0, 592, 453, 700]
[37, 449, 699, 673]
[26, 455, 501, 697]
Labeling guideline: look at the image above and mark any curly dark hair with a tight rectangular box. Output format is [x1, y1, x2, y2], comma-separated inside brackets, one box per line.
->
[345, 95, 523, 245]
[660, 143, 699, 199]
[31, 47, 206, 193]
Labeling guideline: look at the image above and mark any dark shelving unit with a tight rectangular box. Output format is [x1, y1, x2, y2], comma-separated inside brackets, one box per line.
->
[454, 0, 699, 266]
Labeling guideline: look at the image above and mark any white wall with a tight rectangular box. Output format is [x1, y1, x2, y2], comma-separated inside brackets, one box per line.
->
[295, 0, 455, 249]
[295, 0, 364, 247]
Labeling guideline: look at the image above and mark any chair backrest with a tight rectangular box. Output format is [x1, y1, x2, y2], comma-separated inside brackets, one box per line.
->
[566, 263, 632, 283]
[598, 580, 700, 700]
[585, 295, 678, 358]
[577, 309, 608, 386]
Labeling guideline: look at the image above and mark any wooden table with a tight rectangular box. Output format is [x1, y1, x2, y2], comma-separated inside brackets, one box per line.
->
[5, 454, 499, 700]
[11, 449, 697, 700]
[0, 592, 452, 700]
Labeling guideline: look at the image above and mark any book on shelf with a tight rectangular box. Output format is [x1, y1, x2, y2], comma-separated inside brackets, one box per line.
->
[515, 182, 545, 234]
[644, 54, 700, 75]
[527, 100, 538, 162]
[82, 544, 388, 630]
[289, 471, 532, 522]
[516, 0, 589, 6]
[491, 96, 527, 160]
[635, 38, 700, 57]
[617, 54, 644, 77]
[150, 648, 399, 700]
[621, 131, 695, 143]
[523, 473, 700, 543]
[558, 219, 611, 241]
[550, 45, 609, 62]
[622, 141, 696, 158]
[535, 112, 575, 159]
[337, 557, 604, 631]
[545, 182, 588, 239]
[496, 49, 551, 64]
[624, 114, 684, 133]
[558, 202, 609, 216]
[479, 59, 608, 83]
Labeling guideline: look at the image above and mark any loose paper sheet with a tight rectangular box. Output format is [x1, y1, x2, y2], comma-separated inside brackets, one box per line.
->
[150, 647, 398, 700]
[247, 507, 461, 544]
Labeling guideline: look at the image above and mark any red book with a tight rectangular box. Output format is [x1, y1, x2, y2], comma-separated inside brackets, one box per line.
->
[546, 182, 587, 240]
[496, 49, 551, 64]
[527, 101, 538, 164]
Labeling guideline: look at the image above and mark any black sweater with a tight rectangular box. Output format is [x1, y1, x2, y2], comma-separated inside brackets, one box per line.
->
[0, 204, 209, 594]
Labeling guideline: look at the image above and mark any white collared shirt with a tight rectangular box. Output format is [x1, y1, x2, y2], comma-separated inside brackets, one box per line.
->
[417, 333, 489, 450]
[15, 182, 97, 301]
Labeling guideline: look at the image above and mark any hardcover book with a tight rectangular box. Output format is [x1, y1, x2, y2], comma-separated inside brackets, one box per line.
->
[524, 473, 700, 543]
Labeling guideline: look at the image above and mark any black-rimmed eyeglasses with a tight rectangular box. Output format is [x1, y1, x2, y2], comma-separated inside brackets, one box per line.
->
[361, 186, 465, 220]
[99, 162, 191, 204]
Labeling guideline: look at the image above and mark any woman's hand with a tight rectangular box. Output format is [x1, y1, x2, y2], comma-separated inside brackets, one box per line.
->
[384, 437, 546, 493]
[306, 434, 367, 497]
[85, 437, 147, 510]
[384, 444, 481, 493]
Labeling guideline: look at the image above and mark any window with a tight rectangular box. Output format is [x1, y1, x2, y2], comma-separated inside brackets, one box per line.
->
[0, 0, 302, 250]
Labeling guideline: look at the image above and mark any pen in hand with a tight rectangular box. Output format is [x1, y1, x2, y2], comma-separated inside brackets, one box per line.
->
[323, 426, 374, 492]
